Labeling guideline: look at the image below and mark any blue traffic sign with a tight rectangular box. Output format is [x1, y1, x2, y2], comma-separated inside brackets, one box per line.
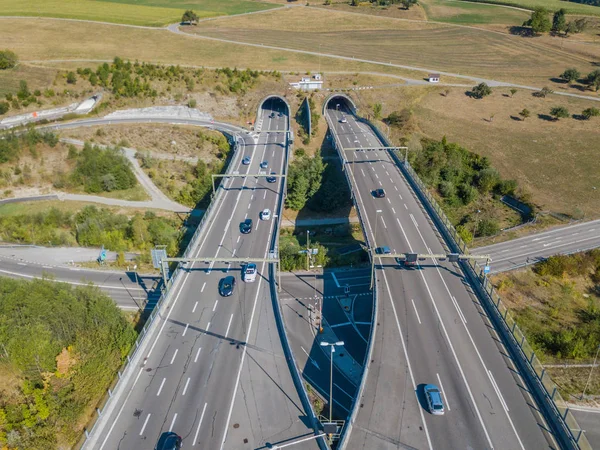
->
[484, 265, 491, 274]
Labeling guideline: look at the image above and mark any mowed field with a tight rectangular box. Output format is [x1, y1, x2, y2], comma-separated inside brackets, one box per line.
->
[421, 0, 530, 25]
[0, 0, 276, 26]
[454, 0, 600, 16]
[190, 7, 598, 88]
[0, 18, 444, 81]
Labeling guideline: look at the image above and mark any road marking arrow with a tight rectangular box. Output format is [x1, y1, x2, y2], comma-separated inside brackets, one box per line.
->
[301, 346, 320, 370]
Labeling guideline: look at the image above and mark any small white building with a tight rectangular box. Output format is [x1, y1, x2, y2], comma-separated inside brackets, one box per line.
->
[428, 73, 440, 83]
[289, 73, 323, 91]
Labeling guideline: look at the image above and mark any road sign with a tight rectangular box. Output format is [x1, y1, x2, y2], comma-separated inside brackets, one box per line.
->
[484, 265, 491, 274]
[151, 248, 168, 269]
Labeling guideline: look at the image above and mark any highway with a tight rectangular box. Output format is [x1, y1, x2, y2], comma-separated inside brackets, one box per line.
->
[474, 218, 600, 273]
[326, 99, 553, 450]
[87, 98, 319, 450]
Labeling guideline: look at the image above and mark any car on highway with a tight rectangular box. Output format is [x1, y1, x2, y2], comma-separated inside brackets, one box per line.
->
[242, 156, 251, 165]
[260, 208, 271, 220]
[340, 116, 347, 123]
[266, 172, 277, 183]
[218, 276, 236, 297]
[376, 246, 391, 255]
[243, 263, 257, 283]
[278, 112, 283, 117]
[240, 218, 253, 234]
[155, 432, 182, 450]
[373, 188, 385, 198]
[269, 112, 275, 118]
[260, 160, 269, 169]
[424, 384, 445, 415]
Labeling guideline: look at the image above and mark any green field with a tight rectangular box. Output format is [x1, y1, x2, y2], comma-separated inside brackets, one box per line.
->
[0, 0, 276, 26]
[457, 0, 600, 16]
[421, 0, 530, 25]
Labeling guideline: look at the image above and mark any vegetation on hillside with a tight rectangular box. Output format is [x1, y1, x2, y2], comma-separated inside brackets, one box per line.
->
[69, 143, 137, 193]
[0, 49, 18, 70]
[495, 251, 600, 363]
[0, 277, 137, 449]
[0, 206, 182, 256]
[410, 137, 530, 240]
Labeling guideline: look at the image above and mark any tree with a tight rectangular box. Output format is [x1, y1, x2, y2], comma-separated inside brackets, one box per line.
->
[471, 82, 492, 99]
[0, 101, 8, 115]
[400, 0, 418, 9]
[477, 218, 500, 237]
[524, 7, 551, 34]
[582, 107, 600, 120]
[182, 10, 199, 25]
[66, 71, 77, 84]
[373, 102, 382, 119]
[552, 8, 567, 34]
[566, 18, 586, 36]
[509, 88, 517, 97]
[477, 167, 500, 193]
[0, 49, 18, 70]
[350, 0, 360, 5]
[560, 68, 580, 83]
[550, 106, 569, 120]
[533, 86, 553, 98]
[519, 108, 530, 120]
[586, 70, 600, 92]
[16, 80, 29, 100]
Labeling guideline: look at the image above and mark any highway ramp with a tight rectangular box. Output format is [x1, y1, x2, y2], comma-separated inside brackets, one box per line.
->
[87, 98, 319, 450]
[326, 97, 554, 450]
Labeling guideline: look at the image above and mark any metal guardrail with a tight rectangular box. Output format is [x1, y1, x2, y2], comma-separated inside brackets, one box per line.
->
[324, 115, 378, 450]
[265, 99, 329, 449]
[76, 130, 245, 449]
[368, 120, 592, 450]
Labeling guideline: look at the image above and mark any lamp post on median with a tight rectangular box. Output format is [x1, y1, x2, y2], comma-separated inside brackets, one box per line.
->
[371, 210, 382, 289]
[582, 344, 600, 399]
[320, 340, 344, 424]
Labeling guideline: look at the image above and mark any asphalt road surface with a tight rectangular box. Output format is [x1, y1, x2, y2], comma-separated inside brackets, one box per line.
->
[89, 99, 318, 450]
[279, 269, 373, 418]
[327, 101, 554, 450]
[474, 219, 600, 273]
[0, 251, 160, 310]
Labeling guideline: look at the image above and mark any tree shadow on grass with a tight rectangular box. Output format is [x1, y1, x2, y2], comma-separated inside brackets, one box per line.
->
[510, 115, 523, 121]
[508, 26, 534, 37]
[537, 114, 556, 122]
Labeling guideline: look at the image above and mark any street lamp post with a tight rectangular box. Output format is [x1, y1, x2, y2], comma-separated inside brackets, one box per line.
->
[371, 210, 382, 289]
[320, 341, 344, 424]
[306, 230, 311, 271]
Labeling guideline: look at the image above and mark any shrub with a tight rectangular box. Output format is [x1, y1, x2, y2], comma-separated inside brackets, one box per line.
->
[71, 143, 136, 193]
[476, 218, 500, 237]
[471, 82, 492, 99]
[0, 101, 9, 115]
[0, 49, 18, 69]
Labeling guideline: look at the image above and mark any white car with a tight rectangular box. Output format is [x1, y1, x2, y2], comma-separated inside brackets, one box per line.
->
[340, 116, 347, 123]
[242, 263, 257, 283]
[260, 209, 271, 221]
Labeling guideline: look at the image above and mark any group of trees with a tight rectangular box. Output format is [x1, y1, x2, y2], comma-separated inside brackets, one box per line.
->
[519, 250, 600, 360]
[0, 277, 137, 448]
[0, 129, 58, 164]
[0, 206, 182, 255]
[362, 0, 418, 8]
[1, 80, 47, 115]
[560, 67, 600, 91]
[411, 137, 525, 237]
[69, 142, 137, 193]
[524, 7, 586, 35]
[286, 152, 325, 211]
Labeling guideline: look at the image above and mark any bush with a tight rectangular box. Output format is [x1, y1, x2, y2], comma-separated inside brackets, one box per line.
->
[550, 106, 569, 120]
[0, 101, 9, 115]
[476, 218, 500, 237]
[0, 49, 18, 70]
[188, 98, 197, 108]
[471, 82, 492, 99]
[66, 71, 77, 84]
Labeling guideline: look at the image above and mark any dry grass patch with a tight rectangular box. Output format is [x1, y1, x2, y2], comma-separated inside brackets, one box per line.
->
[0, 18, 438, 82]
[190, 6, 599, 88]
[62, 124, 228, 160]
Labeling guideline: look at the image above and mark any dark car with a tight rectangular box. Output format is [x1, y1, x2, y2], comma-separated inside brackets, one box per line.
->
[240, 218, 253, 234]
[218, 276, 236, 297]
[269, 112, 275, 118]
[155, 432, 182, 450]
[373, 188, 385, 198]
[424, 384, 445, 415]
[266, 172, 277, 183]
